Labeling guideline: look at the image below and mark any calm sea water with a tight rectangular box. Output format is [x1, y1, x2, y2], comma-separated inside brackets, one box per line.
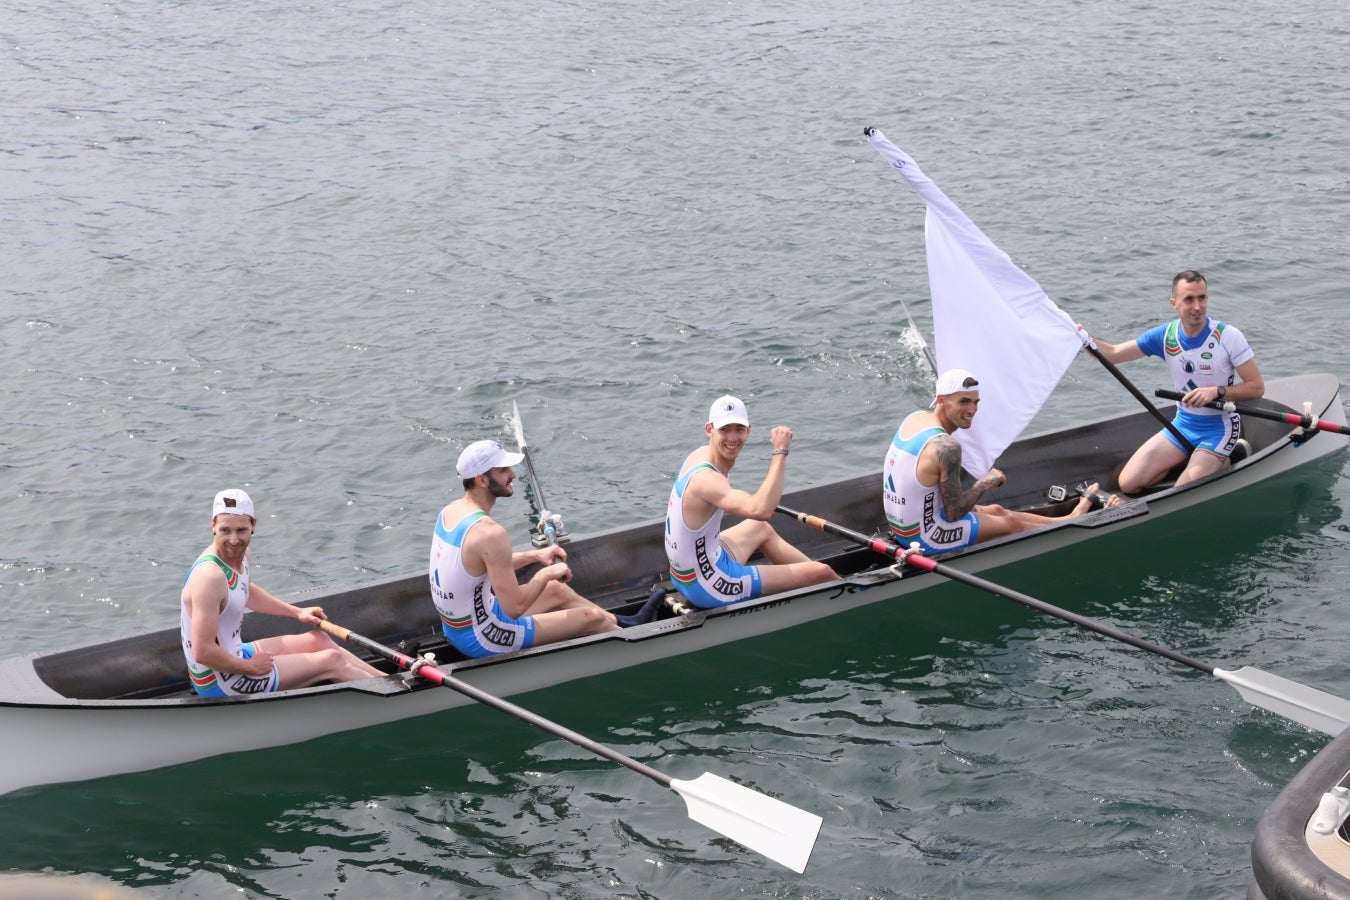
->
[4, 0, 1350, 897]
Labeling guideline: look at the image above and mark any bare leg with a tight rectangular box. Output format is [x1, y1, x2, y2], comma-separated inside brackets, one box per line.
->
[1175, 449, 1229, 486]
[756, 561, 838, 595]
[529, 605, 622, 645]
[518, 580, 621, 635]
[260, 631, 382, 689]
[1117, 433, 1189, 494]
[974, 482, 1120, 543]
[718, 519, 838, 594]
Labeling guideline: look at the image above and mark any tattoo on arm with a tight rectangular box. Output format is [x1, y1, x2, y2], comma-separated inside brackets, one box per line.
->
[934, 436, 986, 520]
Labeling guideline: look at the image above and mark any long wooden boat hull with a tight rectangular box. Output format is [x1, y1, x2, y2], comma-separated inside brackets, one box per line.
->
[2, 373, 1345, 797]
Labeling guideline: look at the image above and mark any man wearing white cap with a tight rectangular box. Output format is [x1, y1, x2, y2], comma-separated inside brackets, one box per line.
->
[180, 489, 382, 697]
[430, 440, 621, 658]
[664, 396, 837, 608]
[883, 370, 1115, 554]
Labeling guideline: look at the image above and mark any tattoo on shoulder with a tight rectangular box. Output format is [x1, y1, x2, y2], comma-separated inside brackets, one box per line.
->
[933, 437, 975, 519]
[932, 435, 962, 472]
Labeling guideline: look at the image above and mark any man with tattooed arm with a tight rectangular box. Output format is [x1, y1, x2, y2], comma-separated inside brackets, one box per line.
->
[882, 369, 1118, 554]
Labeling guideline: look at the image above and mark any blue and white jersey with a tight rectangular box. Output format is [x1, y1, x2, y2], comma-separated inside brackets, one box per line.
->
[1136, 317, 1253, 417]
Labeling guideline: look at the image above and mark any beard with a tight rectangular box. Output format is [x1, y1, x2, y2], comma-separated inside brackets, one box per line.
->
[487, 472, 514, 498]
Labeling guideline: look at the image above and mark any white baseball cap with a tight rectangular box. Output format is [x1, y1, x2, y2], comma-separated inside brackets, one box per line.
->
[212, 488, 255, 519]
[935, 368, 981, 397]
[457, 440, 526, 479]
[708, 395, 750, 430]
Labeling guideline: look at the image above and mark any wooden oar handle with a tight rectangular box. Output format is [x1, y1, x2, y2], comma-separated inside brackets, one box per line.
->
[318, 620, 350, 641]
[791, 510, 827, 531]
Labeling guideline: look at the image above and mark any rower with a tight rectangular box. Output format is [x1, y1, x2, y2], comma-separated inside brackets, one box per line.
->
[181, 489, 382, 697]
[883, 369, 1119, 554]
[664, 395, 837, 608]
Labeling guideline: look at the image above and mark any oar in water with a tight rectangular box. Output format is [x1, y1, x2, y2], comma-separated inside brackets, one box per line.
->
[1154, 388, 1350, 437]
[899, 297, 939, 377]
[318, 620, 823, 872]
[777, 505, 1350, 736]
[510, 400, 568, 545]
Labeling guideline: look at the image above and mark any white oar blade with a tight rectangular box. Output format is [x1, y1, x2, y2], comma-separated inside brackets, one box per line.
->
[1216, 666, 1350, 736]
[511, 400, 527, 449]
[669, 772, 822, 873]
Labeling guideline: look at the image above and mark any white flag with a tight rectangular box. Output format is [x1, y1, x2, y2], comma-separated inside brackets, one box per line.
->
[866, 127, 1084, 476]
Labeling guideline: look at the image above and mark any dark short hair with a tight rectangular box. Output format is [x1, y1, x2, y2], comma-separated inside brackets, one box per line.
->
[1171, 269, 1206, 293]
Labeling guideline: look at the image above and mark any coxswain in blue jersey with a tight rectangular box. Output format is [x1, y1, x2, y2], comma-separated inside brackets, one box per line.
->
[1086, 270, 1264, 493]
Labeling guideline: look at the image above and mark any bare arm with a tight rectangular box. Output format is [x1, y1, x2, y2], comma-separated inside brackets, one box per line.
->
[512, 544, 566, 570]
[1090, 336, 1145, 365]
[244, 581, 321, 623]
[1231, 356, 1264, 401]
[184, 567, 274, 676]
[688, 426, 794, 522]
[931, 434, 1004, 521]
[471, 518, 570, 619]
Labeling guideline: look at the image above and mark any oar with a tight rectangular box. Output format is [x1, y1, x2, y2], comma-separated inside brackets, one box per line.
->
[510, 400, 568, 545]
[1154, 388, 1350, 437]
[898, 297, 941, 410]
[1080, 341, 1197, 454]
[899, 297, 939, 377]
[318, 620, 823, 872]
[777, 506, 1350, 736]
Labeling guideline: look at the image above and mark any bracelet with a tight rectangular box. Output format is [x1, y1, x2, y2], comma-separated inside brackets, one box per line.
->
[772, 449, 789, 456]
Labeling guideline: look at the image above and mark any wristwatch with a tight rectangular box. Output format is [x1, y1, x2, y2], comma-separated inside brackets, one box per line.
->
[1216, 386, 1227, 400]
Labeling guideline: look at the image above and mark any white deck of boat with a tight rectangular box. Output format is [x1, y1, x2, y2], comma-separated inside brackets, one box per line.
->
[0, 654, 64, 701]
[1304, 809, 1350, 880]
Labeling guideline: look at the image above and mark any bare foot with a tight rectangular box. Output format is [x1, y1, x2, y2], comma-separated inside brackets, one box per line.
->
[1070, 482, 1121, 516]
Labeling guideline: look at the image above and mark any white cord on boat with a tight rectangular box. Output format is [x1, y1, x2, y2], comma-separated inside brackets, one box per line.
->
[408, 652, 437, 677]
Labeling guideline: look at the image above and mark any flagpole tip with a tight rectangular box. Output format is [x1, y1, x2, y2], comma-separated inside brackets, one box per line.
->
[863, 126, 876, 137]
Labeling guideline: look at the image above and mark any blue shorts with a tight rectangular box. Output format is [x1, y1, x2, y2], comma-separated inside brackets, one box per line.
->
[886, 508, 979, 555]
[919, 512, 979, 555]
[672, 540, 765, 609]
[442, 596, 537, 658]
[190, 643, 280, 698]
[1161, 409, 1242, 457]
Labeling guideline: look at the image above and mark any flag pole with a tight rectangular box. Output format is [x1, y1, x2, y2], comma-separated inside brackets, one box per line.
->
[1080, 340, 1196, 454]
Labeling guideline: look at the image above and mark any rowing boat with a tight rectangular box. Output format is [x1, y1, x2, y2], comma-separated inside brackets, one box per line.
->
[1, 371, 1344, 798]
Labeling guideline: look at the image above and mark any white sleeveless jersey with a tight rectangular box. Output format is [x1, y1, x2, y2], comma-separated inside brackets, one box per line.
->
[882, 412, 977, 553]
[180, 553, 269, 695]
